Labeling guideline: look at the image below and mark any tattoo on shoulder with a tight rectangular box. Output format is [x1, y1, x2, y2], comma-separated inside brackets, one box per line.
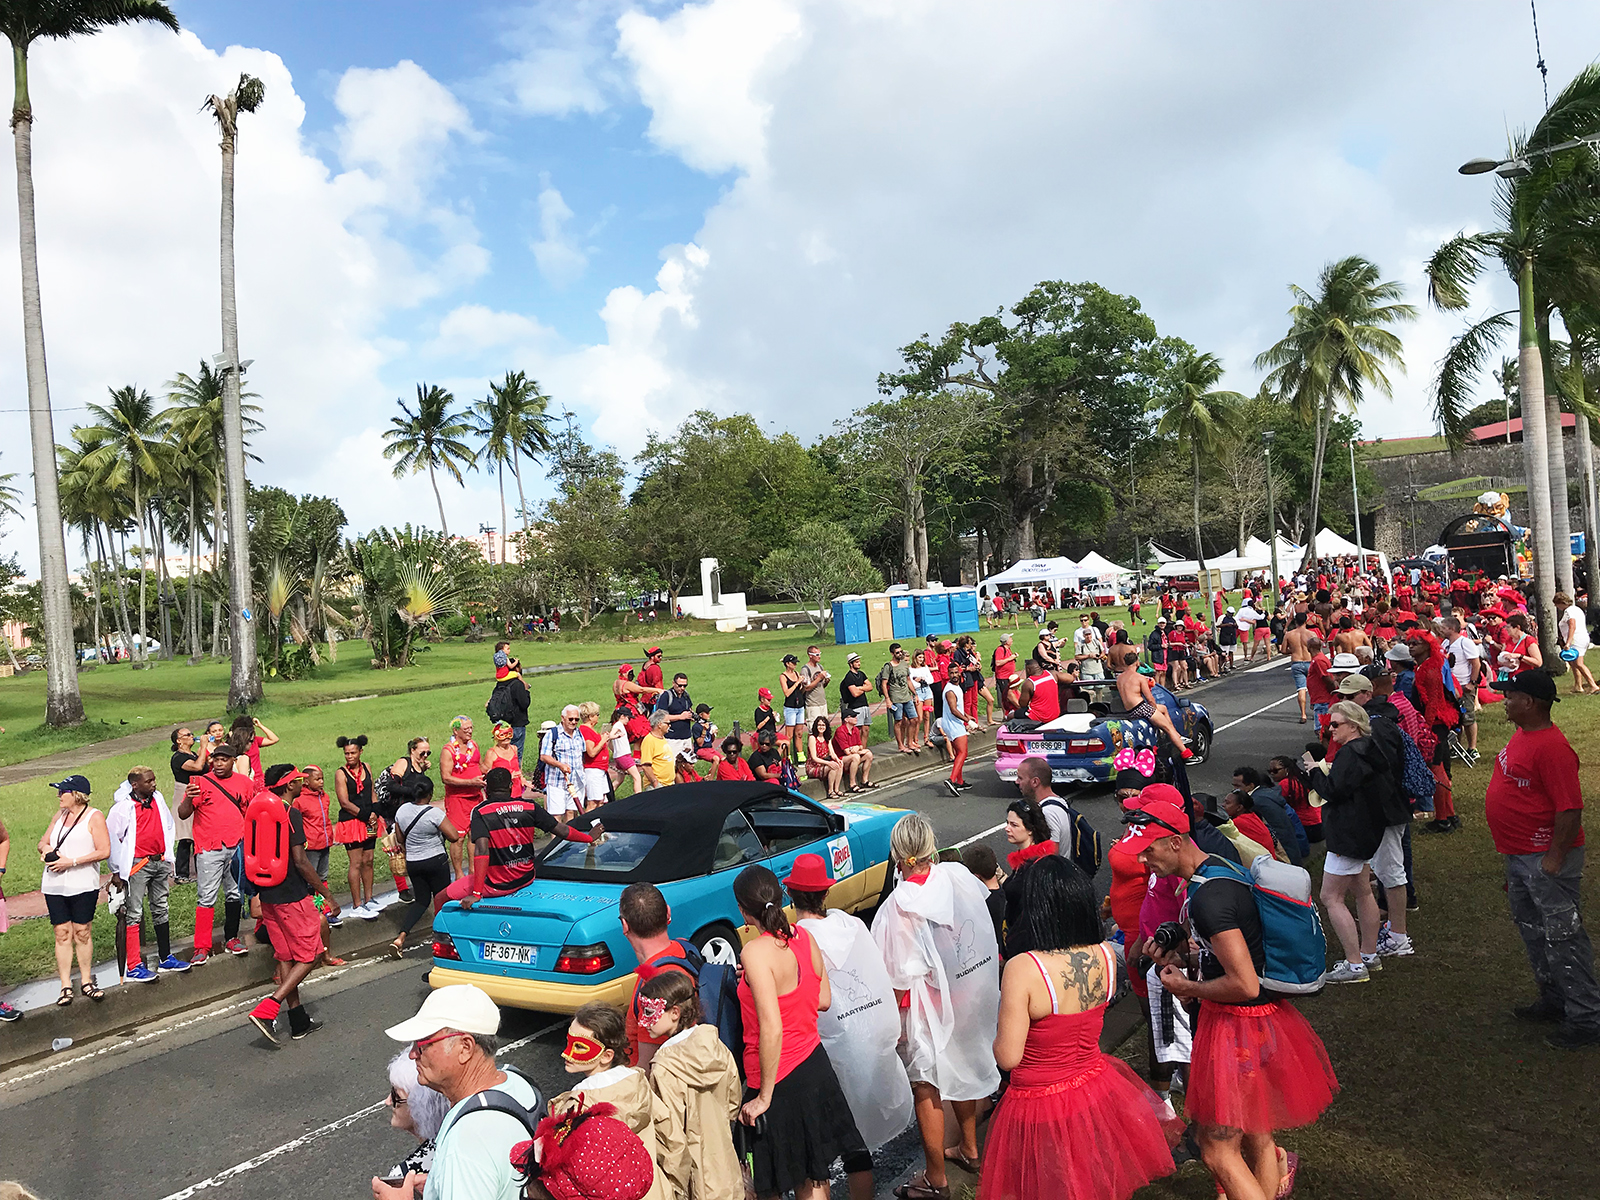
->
[1056, 949, 1107, 1007]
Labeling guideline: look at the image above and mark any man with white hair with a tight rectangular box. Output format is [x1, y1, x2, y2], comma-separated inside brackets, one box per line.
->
[538, 705, 587, 818]
[371, 984, 543, 1200]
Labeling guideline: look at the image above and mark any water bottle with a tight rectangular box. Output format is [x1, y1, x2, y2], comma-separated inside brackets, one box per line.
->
[51, 1037, 73, 1052]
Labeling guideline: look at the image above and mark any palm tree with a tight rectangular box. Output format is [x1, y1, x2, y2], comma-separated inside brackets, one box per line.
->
[1425, 65, 1600, 654]
[383, 383, 477, 535]
[204, 71, 266, 707]
[1154, 352, 1246, 579]
[0, 0, 179, 722]
[78, 387, 168, 665]
[1255, 256, 1415, 572]
[471, 371, 554, 546]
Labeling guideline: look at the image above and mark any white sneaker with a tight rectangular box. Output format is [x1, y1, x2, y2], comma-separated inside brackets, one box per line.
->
[1322, 960, 1370, 985]
[355, 902, 379, 920]
[1376, 930, 1414, 957]
[1361, 952, 1382, 972]
[1155, 1093, 1177, 1122]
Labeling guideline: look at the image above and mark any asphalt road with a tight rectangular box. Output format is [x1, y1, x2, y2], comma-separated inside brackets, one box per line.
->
[0, 658, 1304, 1200]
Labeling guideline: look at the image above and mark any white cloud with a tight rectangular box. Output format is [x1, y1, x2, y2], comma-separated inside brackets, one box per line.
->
[530, 176, 588, 286]
[483, 0, 628, 117]
[334, 59, 477, 210]
[617, 0, 804, 175]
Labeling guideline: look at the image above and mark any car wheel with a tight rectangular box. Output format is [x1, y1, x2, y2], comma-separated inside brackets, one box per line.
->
[1188, 722, 1212, 764]
[694, 922, 741, 966]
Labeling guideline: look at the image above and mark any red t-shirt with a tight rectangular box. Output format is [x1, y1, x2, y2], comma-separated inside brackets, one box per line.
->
[189, 771, 253, 851]
[627, 940, 694, 1061]
[716, 756, 756, 781]
[1306, 654, 1335, 705]
[293, 786, 333, 850]
[832, 724, 865, 755]
[581, 725, 610, 770]
[1486, 725, 1585, 856]
[133, 799, 166, 858]
[639, 662, 664, 691]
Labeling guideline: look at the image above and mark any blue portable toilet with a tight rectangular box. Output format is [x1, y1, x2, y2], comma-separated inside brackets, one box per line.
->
[948, 588, 980, 633]
[914, 590, 951, 638]
[890, 593, 917, 639]
[831, 595, 870, 645]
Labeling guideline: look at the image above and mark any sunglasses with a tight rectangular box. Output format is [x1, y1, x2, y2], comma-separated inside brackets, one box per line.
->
[1123, 810, 1187, 837]
[1328, 718, 1350, 729]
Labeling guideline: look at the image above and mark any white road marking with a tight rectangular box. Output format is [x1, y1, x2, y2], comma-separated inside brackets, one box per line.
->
[152, 1015, 568, 1200]
[953, 823, 1006, 849]
[1213, 692, 1299, 734]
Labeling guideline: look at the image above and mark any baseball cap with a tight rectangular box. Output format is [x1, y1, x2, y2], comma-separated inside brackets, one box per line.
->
[1156, 616, 1168, 625]
[1499, 669, 1559, 704]
[1330, 652, 1361, 671]
[1226, 606, 1235, 614]
[782, 653, 799, 665]
[385, 983, 501, 1041]
[694, 703, 713, 714]
[757, 686, 773, 699]
[1118, 797, 1192, 854]
[51, 774, 91, 795]
[646, 646, 663, 657]
[1335, 674, 1372, 696]
[1384, 645, 1413, 665]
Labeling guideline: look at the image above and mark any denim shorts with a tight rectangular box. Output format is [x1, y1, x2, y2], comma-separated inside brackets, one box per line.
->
[783, 706, 807, 726]
[1291, 660, 1311, 690]
[888, 701, 917, 722]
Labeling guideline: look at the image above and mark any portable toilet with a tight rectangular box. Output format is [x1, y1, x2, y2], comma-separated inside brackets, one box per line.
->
[831, 595, 869, 645]
[948, 588, 980, 632]
[865, 593, 894, 643]
[914, 590, 951, 638]
[890, 592, 917, 639]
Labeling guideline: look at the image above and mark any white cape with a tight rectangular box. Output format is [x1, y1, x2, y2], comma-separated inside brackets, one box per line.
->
[870, 861, 1001, 1102]
[800, 910, 915, 1150]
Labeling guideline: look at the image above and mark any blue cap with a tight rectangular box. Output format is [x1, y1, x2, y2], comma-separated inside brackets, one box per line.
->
[51, 774, 91, 795]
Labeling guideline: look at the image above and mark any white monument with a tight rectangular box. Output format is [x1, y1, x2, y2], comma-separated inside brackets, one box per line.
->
[676, 557, 750, 631]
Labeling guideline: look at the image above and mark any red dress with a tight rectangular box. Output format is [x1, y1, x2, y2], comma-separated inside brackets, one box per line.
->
[1187, 996, 1337, 1133]
[979, 946, 1180, 1200]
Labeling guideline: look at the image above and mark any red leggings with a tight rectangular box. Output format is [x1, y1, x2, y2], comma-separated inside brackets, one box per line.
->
[949, 735, 968, 786]
[1431, 763, 1455, 821]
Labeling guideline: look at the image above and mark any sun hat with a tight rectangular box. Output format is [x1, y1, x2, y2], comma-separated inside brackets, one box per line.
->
[1335, 674, 1372, 696]
[385, 983, 501, 1041]
[783, 852, 834, 892]
[1330, 652, 1361, 671]
[1384, 645, 1413, 665]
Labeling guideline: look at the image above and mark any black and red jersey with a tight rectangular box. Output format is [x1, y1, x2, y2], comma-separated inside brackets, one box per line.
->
[468, 796, 564, 894]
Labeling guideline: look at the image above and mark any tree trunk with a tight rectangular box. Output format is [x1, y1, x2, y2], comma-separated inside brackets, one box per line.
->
[154, 514, 174, 659]
[1543, 354, 1575, 600]
[11, 58, 83, 725]
[218, 126, 261, 709]
[428, 461, 449, 536]
[89, 525, 109, 661]
[1517, 257, 1561, 667]
[109, 523, 136, 663]
[212, 472, 226, 658]
[497, 459, 507, 563]
[187, 476, 199, 656]
[512, 452, 529, 534]
[1300, 401, 1330, 572]
[212, 598, 223, 659]
[1192, 442, 1208, 580]
[900, 476, 922, 589]
[133, 473, 149, 665]
[1574, 342, 1600, 618]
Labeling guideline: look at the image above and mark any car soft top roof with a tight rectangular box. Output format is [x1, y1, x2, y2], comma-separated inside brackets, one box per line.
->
[549, 780, 825, 884]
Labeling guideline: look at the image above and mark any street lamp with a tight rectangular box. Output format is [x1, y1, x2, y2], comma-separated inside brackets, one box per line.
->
[478, 523, 496, 565]
[1459, 132, 1600, 177]
[1262, 430, 1279, 612]
[1349, 439, 1363, 576]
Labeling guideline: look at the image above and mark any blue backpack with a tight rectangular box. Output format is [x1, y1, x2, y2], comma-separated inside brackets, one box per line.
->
[1190, 856, 1326, 996]
[641, 942, 746, 1074]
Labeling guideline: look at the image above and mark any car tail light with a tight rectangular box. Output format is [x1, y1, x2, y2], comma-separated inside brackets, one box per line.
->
[555, 943, 615, 974]
[1068, 739, 1104, 753]
[432, 934, 460, 961]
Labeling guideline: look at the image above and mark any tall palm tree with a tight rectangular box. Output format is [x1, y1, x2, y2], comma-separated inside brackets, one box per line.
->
[79, 387, 168, 664]
[471, 371, 554, 546]
[1255, 256, 1415, 572]
[205, 71, 265, 707]
[0, 0, 179, 723]
[383, 383, 477, 535]
[1425, 65, 1600, 654]
[1154, 351, 1246, 579]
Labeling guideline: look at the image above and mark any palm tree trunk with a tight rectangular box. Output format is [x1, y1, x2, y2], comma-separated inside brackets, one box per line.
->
[1301, 401, 1330, 572]
[497, 459, 507, 563]
[212, 470, 225, 658]
[90, 525, 110, 661]
[512, 452, 530, 534]
[187, 475, 199, 656]
[154, 513, 174, 659]
[1538, 318, 1574, 599]
[1192, 442, 1208, 579]
[1516, 257, 1560, 666]
[1574, 341, 1600, 619]
[429, 461, 449, 535]
[11, 48, 83, 725]
[109, 522, 136, 662]
[218, 125, 261, 709]
[133, 473, 149, 664]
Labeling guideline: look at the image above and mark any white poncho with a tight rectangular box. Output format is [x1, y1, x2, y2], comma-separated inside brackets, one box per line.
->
[799, 909, 915, 1150]
[870, 862, 1001, 1102]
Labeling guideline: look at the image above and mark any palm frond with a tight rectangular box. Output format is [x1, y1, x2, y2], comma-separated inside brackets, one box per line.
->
[1431, 310, 1515, 448]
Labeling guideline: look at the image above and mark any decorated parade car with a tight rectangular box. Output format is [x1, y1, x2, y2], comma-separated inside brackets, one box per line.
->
[428, 780, 904, 1014]
[994, 677, 1213, 784]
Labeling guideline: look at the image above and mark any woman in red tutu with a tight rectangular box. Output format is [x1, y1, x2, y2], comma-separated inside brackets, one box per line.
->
[1127, 793, 1339, 1200]
[979, 856, 1182, 1200]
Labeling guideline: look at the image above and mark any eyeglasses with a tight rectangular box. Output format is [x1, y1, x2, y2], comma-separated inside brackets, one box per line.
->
[412, 1030, 464, 1055]
[388, 1088, 408, 1106]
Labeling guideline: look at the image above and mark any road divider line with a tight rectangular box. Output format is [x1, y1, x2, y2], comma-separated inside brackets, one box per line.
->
[153, 1015, 568, 1200]
[1213, 692, 1299, 734]
[953, 823, 1006, 849]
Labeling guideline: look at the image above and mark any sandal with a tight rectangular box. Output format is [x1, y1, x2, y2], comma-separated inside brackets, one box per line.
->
[943, 1148, 982, 1173]
[1276, 1149, 1299, 1197]
[81, 980, 105, 1002]
[863, 781, 881, 789]
[388, 939, 405, 960]
[893, 1175, 950, 1200]
[56, 987, 72, 1007]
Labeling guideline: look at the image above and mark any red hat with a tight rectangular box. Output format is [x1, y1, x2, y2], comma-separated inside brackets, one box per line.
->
[618, 664, 634, 678]
[646, 646, 663, 657]
[264, 766, 306, 792]
[757, 686, 773, 699]
[1117, 793, 1191, 855]
[783, 853, 833, 892]
[510, 1103, 655, 1200]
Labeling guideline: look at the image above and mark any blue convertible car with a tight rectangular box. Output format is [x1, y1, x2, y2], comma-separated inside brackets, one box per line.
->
[428, 780, 905, 1014]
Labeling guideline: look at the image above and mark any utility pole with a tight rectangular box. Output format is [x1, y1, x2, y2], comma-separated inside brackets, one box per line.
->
[1350, 439, 1364, 574]
[1263, 430, 1280, 612]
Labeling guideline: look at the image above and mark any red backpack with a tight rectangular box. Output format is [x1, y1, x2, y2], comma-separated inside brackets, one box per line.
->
[244, 795, 292, 888]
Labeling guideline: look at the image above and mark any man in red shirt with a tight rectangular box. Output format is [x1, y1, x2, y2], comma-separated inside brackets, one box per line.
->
[178, 742, 255, 963]
[639, 646, 666, 693]
[619, 882, 696, 1068]
[831, 709, 877, 791]
[1305, 636, 1336, 735]
[1487, 670, 1600, 1048]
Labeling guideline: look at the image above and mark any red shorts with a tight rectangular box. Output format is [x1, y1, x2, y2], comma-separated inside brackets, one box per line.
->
[445, 792, 477, 831]
[1253, 628, 1271, 640]
[260, 896, 323, 964]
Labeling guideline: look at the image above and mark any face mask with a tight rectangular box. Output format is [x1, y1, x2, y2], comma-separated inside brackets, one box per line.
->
[561, 1033, 607, 1065]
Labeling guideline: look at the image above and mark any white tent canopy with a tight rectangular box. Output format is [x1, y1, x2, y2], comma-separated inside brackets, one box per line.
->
[1072, 551, 1135, 581]
[1312, 527, 1364, 558]
[979, 556, 1079, 595]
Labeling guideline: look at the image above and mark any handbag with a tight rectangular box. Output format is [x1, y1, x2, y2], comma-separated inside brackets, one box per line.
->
[381, 807, 430, 879]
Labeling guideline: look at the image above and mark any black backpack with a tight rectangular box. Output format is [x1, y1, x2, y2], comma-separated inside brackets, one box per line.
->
[485, 681, 514, 725]
[1040, 796, 1102, 878]
[637, 942, 746, 1076]
[452, 1066, 544, 1142]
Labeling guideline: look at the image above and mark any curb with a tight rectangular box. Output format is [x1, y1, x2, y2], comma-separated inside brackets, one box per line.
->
[789, 722, 1000, 803]
[0, 893, 434, 1074]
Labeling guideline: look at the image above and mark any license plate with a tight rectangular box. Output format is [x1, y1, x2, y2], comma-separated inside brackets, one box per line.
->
[1035, 741, 1066, 752]
[482, 942, 534, 965]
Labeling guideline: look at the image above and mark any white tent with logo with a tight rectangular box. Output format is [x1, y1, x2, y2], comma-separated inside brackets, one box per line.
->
[978, 556, 1079, 596]
[1071, 551, 1135, 583]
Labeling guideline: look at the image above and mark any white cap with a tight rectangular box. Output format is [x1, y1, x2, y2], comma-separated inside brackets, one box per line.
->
[385, 984, 502, 1041]
[1226, 606, 1235, 613]
[1330, 652, 1361, 670]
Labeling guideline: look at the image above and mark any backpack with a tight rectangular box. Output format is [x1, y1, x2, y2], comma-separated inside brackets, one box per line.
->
[530, 730, 550, 792]
[1039, 796, 1102, 878]
[452, 1067, 545, 1142]
[1190, 855, 1326, 996]
[485, 682, 514, 725]
[242, 795, 291, 888]
[638, 942, 746, 1074]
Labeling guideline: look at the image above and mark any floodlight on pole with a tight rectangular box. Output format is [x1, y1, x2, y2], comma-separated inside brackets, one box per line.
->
[211, 353, 254, 374]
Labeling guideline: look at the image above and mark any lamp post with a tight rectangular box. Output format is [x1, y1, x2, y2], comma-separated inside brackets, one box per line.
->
[1263, 430, 1279, 612]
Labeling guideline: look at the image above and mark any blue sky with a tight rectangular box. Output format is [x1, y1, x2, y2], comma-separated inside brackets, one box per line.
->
[0, 0, 1597, 576]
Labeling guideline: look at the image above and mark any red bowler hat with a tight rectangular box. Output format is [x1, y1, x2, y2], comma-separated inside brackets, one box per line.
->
[783, 853, 834, 893]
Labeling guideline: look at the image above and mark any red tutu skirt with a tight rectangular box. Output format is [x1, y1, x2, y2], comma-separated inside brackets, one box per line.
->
[1186, 999, 1338, 1133]
[978, 1056, 1181, 1200]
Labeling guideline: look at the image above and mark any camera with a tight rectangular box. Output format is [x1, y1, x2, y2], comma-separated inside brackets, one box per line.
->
[1152, 921, 1187, 955]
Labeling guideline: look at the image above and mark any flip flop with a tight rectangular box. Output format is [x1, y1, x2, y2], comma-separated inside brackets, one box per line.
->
[943, 1148, 981, 1174]
[1276, 1149, 1300, 1197]
[893, 1176, 950, 1200]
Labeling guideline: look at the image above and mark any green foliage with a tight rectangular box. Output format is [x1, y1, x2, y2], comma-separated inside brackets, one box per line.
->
[756, 521, 883, 632]
[338, 525, 481, 667]
[382, 383, 478, 534]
